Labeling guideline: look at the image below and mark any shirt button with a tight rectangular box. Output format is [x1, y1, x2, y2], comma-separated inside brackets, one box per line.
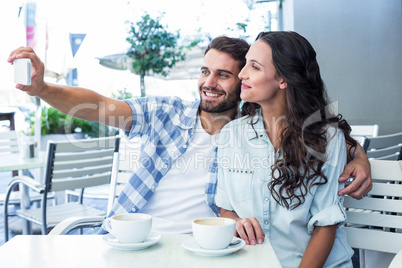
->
[183, 145, 187, 148]
[151, 185, 155, 191]
[131, 208, 136, 212]
[265, 197, 269, 201]
[264, 220, 269, 225]
[163, 164, 168, 168]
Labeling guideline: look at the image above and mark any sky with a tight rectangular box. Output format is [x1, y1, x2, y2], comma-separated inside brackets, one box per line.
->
[0, 0, 276, 107]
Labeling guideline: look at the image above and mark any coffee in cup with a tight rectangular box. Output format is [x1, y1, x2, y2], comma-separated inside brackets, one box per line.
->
[104, 213, 152, 243]
[192, 217, 236, 250]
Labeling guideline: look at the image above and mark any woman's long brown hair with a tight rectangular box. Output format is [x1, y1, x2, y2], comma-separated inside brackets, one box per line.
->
[242, 31, 357, 209]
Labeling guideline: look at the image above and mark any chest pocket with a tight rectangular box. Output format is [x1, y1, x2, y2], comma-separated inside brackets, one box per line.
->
[224, 168, 254, 202]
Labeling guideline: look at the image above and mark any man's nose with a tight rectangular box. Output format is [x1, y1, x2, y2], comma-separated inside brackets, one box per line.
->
[204, 75, 217, 88]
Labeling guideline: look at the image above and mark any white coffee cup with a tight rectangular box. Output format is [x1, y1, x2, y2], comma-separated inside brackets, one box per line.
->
[104, 213, 152, 243]
[192, 217, 236, 250]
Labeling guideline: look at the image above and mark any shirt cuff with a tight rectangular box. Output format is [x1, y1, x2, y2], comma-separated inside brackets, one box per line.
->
[307, 201, 346, 234]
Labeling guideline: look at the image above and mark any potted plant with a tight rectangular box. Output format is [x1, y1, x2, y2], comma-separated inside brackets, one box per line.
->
[25, 106, 118, 150]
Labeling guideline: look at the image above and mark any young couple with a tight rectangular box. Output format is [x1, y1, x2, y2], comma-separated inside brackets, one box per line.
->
[9, 31, 370, 267]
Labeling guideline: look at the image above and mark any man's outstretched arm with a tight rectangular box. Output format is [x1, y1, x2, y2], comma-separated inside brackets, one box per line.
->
[8, 47, 133, 132]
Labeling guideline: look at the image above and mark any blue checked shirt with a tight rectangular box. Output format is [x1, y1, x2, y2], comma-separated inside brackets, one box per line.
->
[109, 96, 220, 218]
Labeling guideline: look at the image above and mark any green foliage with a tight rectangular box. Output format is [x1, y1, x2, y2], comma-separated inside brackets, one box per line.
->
[235, 22, 248, 33]
[126, 12, 200, 96]
[111, 88, 134, 100]
[26, 107, 118, 138]
[226, 22, 249, 40]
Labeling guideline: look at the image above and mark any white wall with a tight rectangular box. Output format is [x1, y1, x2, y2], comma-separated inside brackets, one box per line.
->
[286, 0, 402, 135]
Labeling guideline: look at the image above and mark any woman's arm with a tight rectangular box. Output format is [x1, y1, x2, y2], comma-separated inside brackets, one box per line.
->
[220, 208, 265, 245]
[299, 225, 337, 268]
[338, 143, 372, 199]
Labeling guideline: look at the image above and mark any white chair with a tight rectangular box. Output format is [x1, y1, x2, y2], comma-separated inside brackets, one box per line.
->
[350, 124, 379, 145]
[49, 138, 136, 235]
[64, 134, 140, 202]
[0, 131, 20, 154]
[361, 132, 402, 161]
[389, 249, 402, 268]
[354, 131, 402, 266]
[0, 131, 48, 206]
[342, 159, 402, 268]
[3, 136, 120, 241]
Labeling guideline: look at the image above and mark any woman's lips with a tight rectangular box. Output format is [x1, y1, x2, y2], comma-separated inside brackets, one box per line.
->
[241, 83, 251, 90]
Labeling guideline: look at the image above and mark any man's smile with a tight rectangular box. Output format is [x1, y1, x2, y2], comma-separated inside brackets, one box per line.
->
[202, 89, 225, 99]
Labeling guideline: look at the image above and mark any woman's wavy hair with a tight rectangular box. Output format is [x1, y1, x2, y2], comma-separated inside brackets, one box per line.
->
[242, 31, 357, 209]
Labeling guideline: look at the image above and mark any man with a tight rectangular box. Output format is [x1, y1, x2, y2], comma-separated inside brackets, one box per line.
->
[8, 36, 372, 236]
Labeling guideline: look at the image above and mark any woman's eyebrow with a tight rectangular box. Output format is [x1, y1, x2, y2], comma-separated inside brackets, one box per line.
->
[249, 59, 263, 66]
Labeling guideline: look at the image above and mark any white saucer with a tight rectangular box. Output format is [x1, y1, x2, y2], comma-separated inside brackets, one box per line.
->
[182, 237, 245, 257]
[102, 232, 162, 250]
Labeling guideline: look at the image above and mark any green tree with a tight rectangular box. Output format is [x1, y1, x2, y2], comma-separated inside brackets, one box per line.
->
[126, 13, 198, 97]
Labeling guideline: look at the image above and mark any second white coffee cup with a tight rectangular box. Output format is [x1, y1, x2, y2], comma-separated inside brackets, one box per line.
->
[105, 213, 152, 244]
[192, 217, 236, 250]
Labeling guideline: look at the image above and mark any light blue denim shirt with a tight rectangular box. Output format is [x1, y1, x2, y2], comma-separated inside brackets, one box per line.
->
[215, 115, 353, 268]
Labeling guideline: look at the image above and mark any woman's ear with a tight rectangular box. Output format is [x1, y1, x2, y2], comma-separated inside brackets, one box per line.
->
[279, 77, 287, 90]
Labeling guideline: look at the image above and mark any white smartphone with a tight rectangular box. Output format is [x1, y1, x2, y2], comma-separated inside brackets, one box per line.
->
[14, 58, 31, 85]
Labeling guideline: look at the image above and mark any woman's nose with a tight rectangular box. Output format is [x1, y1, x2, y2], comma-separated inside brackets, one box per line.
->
[238, 68, 246, 80]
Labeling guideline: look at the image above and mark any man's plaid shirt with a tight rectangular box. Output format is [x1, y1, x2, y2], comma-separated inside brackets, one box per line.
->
[109, 96, 220, 218]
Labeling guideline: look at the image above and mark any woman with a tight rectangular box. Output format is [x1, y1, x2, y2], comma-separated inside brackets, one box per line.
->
[215, 31, 355, 267]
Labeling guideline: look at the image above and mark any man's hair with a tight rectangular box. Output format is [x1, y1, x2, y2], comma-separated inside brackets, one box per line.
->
[204, 36, 250, 71]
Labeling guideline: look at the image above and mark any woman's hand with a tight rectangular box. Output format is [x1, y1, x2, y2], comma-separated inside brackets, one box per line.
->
[235, 217, 265, 245]
[220, 208, 265, 245]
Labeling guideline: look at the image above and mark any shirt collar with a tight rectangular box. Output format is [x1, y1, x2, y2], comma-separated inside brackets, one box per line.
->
[246, 110, 267, 141]
[172, 99, 200, 129]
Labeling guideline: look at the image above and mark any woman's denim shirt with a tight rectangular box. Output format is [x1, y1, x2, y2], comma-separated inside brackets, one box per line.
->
[215, 115, 353, 268]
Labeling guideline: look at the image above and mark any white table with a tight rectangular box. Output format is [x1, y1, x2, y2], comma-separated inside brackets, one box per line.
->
[0, 152, 47, 207]
[0, 234, 282, 268]
[0, 152, 46, 173]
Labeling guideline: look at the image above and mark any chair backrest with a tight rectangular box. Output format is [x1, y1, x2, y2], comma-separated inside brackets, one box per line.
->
[0, 131, 19, 154]
[350, 124, 379, 145]
[44, 136, 120, 197]
[106, 135, 140, 214]
[351, 124, 379, 138]
[342, 159, 402, 254]
[361, 132, 402, 160]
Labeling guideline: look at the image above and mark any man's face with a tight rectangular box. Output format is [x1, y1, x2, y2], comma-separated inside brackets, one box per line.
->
[198, 49, 241, 113]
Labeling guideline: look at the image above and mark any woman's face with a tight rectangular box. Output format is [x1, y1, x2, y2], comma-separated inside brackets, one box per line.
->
[239, 40, 286, 106]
